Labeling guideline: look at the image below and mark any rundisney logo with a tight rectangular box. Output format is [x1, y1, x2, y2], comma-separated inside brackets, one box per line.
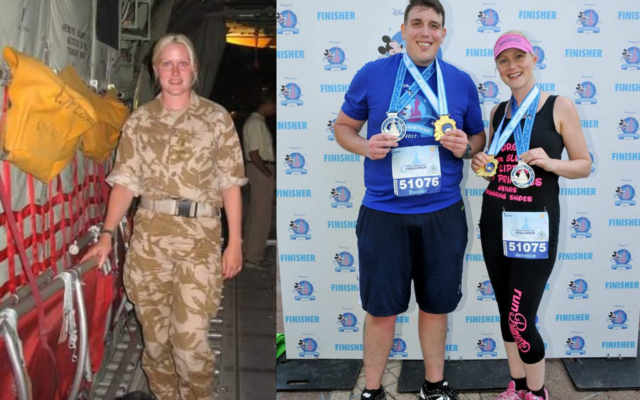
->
[509, 288, 531, 353]
[497, 36, 523, 47]
[509, 313, 531, 353]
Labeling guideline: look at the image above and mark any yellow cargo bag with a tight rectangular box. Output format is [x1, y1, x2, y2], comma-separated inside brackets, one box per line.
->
[1, 47, 97, 182]
[87, 89, 130, 162]
[58, 66, 129, 163]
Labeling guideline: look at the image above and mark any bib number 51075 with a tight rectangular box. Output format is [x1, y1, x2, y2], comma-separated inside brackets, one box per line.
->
[508, 242, 547, 253]
[503, 240, 549, 259]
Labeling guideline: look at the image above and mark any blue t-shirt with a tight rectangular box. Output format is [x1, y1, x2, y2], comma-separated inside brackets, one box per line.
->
[341, 54, 484, 214]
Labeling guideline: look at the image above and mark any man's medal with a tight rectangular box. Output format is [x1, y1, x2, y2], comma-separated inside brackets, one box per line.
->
[402, 54, 455, 141]
[433, 115, 456, 141]
[381, 112, 407, 141]
[383, 56, 435, 141]
[477, 85, 540, 181]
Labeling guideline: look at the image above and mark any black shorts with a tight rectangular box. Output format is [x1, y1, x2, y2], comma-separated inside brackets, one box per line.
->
[356, 200, 468, 317]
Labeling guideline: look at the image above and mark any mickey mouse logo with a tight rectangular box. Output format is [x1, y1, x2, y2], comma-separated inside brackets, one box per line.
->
[378, 35, 404, 56]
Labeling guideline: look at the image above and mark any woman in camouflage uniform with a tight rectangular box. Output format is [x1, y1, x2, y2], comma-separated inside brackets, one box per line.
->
[83, 34, 246, 400]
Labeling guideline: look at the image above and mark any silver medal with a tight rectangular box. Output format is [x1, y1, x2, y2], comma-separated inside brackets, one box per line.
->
[511, 161, 535, 188]
[381, 112, 407, 141]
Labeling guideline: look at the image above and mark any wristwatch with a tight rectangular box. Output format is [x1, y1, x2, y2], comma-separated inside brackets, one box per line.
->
[99, 228, 114, 238]
[459, 143, 472, 159]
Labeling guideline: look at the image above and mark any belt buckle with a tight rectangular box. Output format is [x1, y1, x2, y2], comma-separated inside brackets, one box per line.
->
[176, 199, 195, 218]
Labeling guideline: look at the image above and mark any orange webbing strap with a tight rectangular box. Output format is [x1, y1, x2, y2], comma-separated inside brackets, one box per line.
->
[47, 183, 56, 272]
[26, 175, 43, 276]
[0, 88, 17, 294]
[97, 163, 109, 212]
[72, 157, 89, 234]
[3, 162, 17, 293]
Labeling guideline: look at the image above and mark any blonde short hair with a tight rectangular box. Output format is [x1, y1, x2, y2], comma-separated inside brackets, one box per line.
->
[152, 33, 199, 86]
[498, 29, 530, 42]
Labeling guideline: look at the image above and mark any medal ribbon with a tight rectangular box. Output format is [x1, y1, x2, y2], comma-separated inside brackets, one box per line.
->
[389, 56, 435, 114]
[488, 85, 540, 156]
[512, 91, 540, 158]
[402, 53, 448, 116]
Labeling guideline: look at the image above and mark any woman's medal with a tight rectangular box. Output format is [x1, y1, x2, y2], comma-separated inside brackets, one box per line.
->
[511, 160, 535, 188]
[477, 86, 540, 183]
[477, 155, 499, 177]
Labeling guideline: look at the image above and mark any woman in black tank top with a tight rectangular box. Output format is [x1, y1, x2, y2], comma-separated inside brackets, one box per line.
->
[470, 31, 591, 400]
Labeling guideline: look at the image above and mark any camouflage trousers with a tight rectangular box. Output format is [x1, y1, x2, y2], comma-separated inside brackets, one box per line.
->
[124, 209, 223, 400]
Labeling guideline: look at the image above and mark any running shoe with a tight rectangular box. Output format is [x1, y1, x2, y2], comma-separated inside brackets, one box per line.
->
[360, 388, 386, 400]
[524, 389, 549, 400]
[494, 381, 526, 400]
[418, 380, 460, 400]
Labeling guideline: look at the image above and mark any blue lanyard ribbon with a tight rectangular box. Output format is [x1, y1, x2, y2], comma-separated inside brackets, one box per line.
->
[401, 54, 448, 116]
[488, 86, 540, 156]
[389, 55, 436, 114]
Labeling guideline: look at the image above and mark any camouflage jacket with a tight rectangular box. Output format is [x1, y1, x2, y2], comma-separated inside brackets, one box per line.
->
[107, 92, 247, 207]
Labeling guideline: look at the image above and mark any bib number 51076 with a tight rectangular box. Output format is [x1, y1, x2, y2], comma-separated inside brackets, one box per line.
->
[394, 176, 441, 197]
[398, 177, 439, 190]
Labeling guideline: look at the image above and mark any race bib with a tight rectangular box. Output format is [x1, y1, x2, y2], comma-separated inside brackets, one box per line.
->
[391, 145, 441, 197]
[502, 211, 549, 259]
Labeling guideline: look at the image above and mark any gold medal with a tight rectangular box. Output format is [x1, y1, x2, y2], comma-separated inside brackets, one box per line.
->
[476, 155, 499, 177]
[433, 114, 456, 141]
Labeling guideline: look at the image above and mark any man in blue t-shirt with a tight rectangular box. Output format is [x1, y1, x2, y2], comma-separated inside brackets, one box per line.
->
[334, 1, 486, 399]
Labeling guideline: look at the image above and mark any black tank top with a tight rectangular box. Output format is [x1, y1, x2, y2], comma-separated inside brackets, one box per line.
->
[479, 95, 565, 244]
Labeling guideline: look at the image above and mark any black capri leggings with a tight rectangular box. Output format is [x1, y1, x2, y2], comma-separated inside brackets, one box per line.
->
[480, 229, 558, 364]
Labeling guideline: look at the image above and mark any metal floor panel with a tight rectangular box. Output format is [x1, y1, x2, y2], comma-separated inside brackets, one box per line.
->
[219, 245, 277, 400]
[91, 312, 144, 399]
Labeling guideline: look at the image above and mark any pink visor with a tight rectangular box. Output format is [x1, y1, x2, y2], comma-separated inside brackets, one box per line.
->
[493, 34, 533, 59]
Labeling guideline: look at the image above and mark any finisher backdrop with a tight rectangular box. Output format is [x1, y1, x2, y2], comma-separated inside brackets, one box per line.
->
[276, 0, 640, 360]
